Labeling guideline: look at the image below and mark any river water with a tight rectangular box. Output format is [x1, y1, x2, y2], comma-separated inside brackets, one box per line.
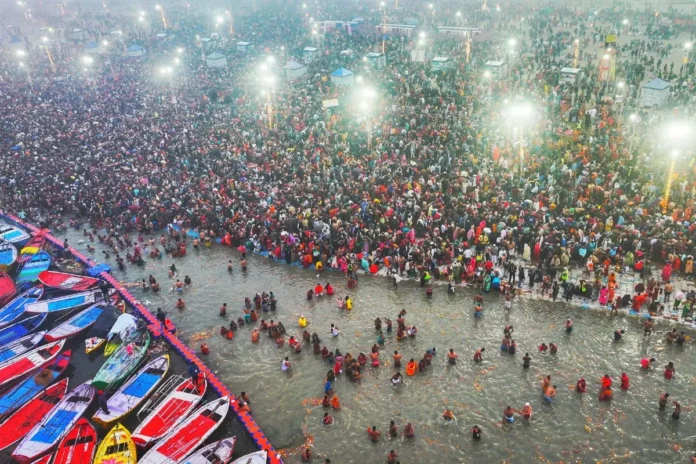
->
[65, 229, 696, 463]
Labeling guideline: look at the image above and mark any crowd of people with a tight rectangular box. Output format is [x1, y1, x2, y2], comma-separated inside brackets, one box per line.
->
[2, 0, 696, 461]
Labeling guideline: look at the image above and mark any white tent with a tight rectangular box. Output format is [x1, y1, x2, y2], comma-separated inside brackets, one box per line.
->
[284, 60, 307, 80]
[431, 56, 454, 71]
[71, 28, 85, 41]
[206, 52, 227, 68]
[330, 67, 354, 87]
[84, 41, 101, 54]
[303, 47, 318, 61]
[560, 67, 581, 84]
[484, 60, 506, 79]
[640, 78, 670, 108]
[126, 44, 146, 57]
[367, 52, 386, 69]
[237, 41, 252, 52]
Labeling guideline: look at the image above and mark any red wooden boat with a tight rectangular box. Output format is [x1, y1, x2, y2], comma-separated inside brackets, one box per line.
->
[0, 271, 16, 307]
[132, 375, 207, 448]
[0, 340, 64, 390]
[138, 396, 230, 464]
[53, 418, 97, 464]
[0, 378, 69, 451]
[38, 271, 100, 292]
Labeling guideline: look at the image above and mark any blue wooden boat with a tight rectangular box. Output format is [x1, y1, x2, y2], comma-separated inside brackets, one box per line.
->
[25, 289, 103, 314]
[0, 240, 17, 271]
[0, 314, 46, 347]
[0, 285, 44, 329]
[0, 349, 72, 419]
[0, 224, 30, 246]
[0, 331, 45, 363]
[44, 303, 104, 342]
[16, 251, 51, 284]
[12, 380, 95, 463]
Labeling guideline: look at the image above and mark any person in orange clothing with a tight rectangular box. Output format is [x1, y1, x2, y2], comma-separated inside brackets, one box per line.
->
[598, 386, 613, 401]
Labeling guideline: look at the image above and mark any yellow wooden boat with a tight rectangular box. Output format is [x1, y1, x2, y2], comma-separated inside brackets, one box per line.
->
[93, 423, 136, 464]
[85, 337, 106, 354]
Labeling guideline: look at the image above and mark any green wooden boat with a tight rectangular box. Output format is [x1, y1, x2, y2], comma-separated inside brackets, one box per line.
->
[92, 329, 150, 391]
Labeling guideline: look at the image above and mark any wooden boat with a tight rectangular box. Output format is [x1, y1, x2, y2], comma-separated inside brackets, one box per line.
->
[132, 374, 207, 447]
[0, 240, 17, 271]
[138, 396, 230, 464]
[12, 380, 95, 463]
[231, 451, 268, 464]
[0, 349, 72, 418]
[92, 354, 169, 427]
[0, 314, 47, 347]
[20, 234, 46, 262]
[0, 339, 64, 390]
[44, 303, 105, 342]
[25, 290, 103, 314]
[17, 251, 52, 284]
[52, 418, 97, 464]
[103, 313, 137, 356]
[0, 331, 46, 363]
[0, 270, 16, 307]
[0, 285, 44, 328]
[86, 337, 106, 354]
[38, 271, 100, 292]
[182, 436, 236, 464]
[0, 378, 68, 452]
[0, 224, 30, 246]
[92, 330, 150, 390]
[93, 423, 137, 464]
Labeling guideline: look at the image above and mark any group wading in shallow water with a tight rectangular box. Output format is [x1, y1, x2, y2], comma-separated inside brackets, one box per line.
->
[4, 0, 696, 459]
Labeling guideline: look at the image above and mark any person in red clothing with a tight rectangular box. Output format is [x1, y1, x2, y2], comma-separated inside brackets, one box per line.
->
[387, 450, 398, 464]
[665, 362, 676, 380]
[576, 378, 586, 393]
[601, 374, 612, 389]
[367, 425, 381, 442]
[325, 283, 334, 296]
[599, 386, 613, 401]
[620, 373, 630, 390]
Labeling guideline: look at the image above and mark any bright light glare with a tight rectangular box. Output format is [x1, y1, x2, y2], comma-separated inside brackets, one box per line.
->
[616, 81, 625, 88]
[356, 75, 364, 83]
[686, 42, 693, 50]
[483, 70, 492, 79]
[267, 56, 275, 63]
[360, 87, 376, 98]
[456, 11, 461, 16]
[102, 40, 109, 46]
[629, 114, 639, 122]
[622, 19, 629, 24]
[672, 150, 680, 158]
[216, 15, 224, 24]
[82, 56, 94, 64]
[665, 122, 691, 141]
[507, 103, 535, 124]
[177, 47, 184, 53]
[155, 4, 161, 10]
[42, 36, 48, 42]
[16, 50, 26, 56]
[508, 38, 517, 47]
[419, 31, 426, 38]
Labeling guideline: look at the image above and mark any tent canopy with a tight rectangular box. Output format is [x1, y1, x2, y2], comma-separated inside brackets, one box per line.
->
[331, 67, 353, 77]
[284, 60, 306, 70]
[643, 78, 669, 90]
[207, 52, 225, 60]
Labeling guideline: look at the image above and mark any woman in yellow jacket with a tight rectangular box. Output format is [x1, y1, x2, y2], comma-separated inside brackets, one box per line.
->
[345, 296, 352, 311]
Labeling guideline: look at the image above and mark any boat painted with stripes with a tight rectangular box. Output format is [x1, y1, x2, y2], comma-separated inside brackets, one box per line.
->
[52, 418, 97, 464]
[0, 285, 44, 328]
[25, 290, 102, 314]
[12, 380, 95, 463]
[0, 378, 69, 452]
[0, 339, 64, 390]
[103, 313, 137, 357]
[132, 375, 207, 447]
[92, 354, 169, 427]
[0, 349, 72, 418]
[93, 423, 137, 464]
[0, 314, 46, 347]
[44, 303, 105, 342]
[92, 330, 150, 391]
[138, 396, 230, 464]
[19, 234, 46, 262]
[17, 251, 51, 284]
[182, 436, 236, 464]
[0, 331, 45, 363]
[38, 271, 100, 292]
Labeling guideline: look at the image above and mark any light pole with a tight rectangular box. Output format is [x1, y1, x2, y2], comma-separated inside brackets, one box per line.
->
[505, 103, 535, 179]
[16, 50, 32, 89]
[226, 10, 234, 35]
[573, 39, 579, 68]
[684, 42, 693, 65]
[41, 36, 56, 73]
[155, 4, 167, 29]
[627, 113, 639, 154]
[660, 122, 693, 212]
[356, 86, 377, 149]
[259, 56, 276, 128]
[380, 2, 386, 54]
